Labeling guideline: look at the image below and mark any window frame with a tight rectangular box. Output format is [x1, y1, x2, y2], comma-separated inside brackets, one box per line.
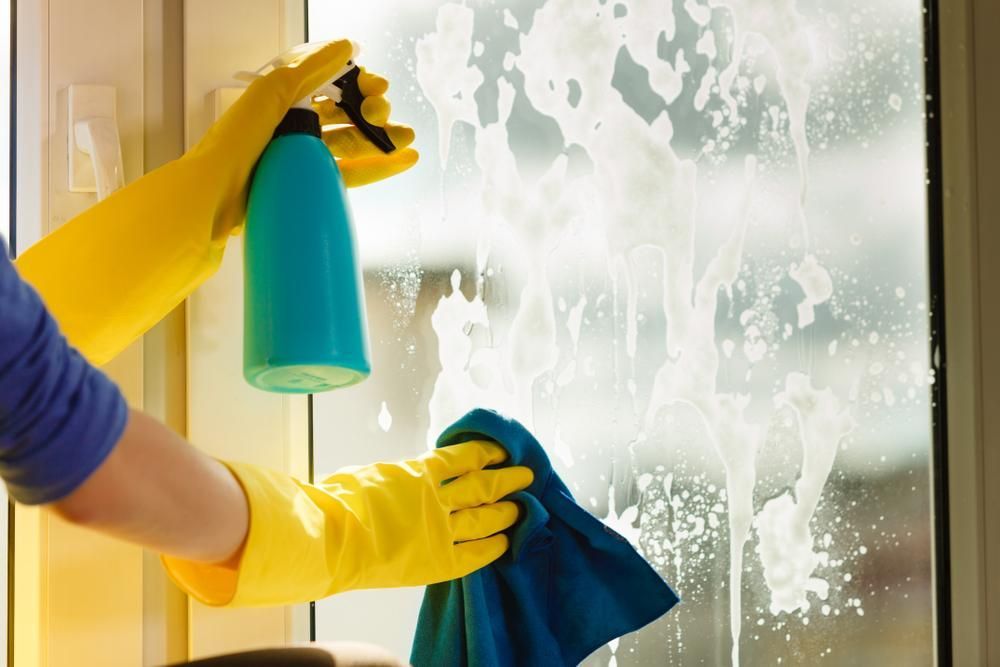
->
[925, 0, 952, 662]
[938, 0, 1000, 663]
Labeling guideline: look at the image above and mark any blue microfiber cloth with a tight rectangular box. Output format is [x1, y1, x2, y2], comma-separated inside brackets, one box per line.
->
[411, 408, 680, 667]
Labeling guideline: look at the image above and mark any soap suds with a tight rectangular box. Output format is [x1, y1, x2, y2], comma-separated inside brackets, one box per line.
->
[426, 270, 507, 448]
[696, 30, 718, 61]
[377, 401, 393, 432]
[685, 0, 712, 26]
[503, 8, 519, 30]
[377, 250, 424, 330]
[714, 0, 831, 323]
[422, 60, 576, 430]
[755, 374, 854, 614]
[416, 4, 484, 167]
[415, 1, 865, 664]
[566, 296, 588, 350]
[617, 0, 684, 105]
[790, 254, 834, 328]
[604, 484, 642, 547]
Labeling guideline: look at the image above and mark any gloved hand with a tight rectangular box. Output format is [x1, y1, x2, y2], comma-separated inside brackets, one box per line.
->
[162, 440, 534, 607]
[15, 40, 418, 365]
[316, 67, 418, 188]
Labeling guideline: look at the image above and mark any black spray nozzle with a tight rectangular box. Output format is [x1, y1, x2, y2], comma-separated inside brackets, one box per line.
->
[333, 63, 396, 154]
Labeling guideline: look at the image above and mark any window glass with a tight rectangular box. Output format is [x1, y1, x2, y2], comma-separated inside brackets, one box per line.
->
[309, 0, 937, 663]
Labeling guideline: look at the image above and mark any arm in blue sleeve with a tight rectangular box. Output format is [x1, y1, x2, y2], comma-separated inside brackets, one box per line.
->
[0, 246, 128, 505]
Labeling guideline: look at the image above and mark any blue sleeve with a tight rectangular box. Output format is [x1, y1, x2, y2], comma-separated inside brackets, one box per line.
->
[0, 246, 128, 505]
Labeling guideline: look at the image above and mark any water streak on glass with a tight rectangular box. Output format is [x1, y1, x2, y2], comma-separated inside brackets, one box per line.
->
[310, 0, 936, 663]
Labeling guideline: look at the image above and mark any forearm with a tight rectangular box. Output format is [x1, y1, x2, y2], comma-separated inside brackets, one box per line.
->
[13, 156, 227, 366]
[161, 439, 531, 608]
[2, 248, 245, 563]
[52, 409, 249, 564]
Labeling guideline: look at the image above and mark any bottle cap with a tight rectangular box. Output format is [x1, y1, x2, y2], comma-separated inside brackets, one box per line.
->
[272, 108, 322, 139]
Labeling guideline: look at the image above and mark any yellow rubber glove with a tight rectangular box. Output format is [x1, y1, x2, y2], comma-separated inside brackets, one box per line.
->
[162, 441, 533, 607]
[14, 40, 418, 365]
[317, 67, 418, 188]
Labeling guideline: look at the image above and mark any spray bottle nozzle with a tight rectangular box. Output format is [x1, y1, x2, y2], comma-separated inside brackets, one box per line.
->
[332, 63, 396, 154]
[236, 42, 397, 154]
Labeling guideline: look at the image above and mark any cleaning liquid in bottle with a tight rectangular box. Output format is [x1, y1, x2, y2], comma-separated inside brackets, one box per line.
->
[243, 53, 395, 393]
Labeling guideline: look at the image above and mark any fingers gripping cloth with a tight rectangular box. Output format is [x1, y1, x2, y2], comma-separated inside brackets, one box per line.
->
[411, 409, 680, 667]
[161, 440, 533, 607]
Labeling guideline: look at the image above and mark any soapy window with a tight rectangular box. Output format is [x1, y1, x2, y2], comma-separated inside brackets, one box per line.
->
[309, 0, 939, 663]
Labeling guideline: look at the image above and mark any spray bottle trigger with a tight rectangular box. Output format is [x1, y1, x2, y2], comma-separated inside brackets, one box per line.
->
[332, 65, 396, 154]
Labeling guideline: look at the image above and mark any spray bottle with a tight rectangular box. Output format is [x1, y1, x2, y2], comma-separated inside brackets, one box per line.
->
[241, 44, 395, 393]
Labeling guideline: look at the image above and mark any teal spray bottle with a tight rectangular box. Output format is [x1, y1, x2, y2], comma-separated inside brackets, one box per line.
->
[241, 45, 396, 393]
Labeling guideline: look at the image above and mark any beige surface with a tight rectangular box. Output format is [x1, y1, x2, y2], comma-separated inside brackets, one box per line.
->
[141, 3, 190, 664]
[972, 0, 1000, 660]
[183, 0, 310, 658]
[14, 0, 147, 665]
[940, 0, 1000, 663]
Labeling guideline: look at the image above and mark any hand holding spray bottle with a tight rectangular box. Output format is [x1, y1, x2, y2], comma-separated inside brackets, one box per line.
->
[241, 43, 396, 393]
